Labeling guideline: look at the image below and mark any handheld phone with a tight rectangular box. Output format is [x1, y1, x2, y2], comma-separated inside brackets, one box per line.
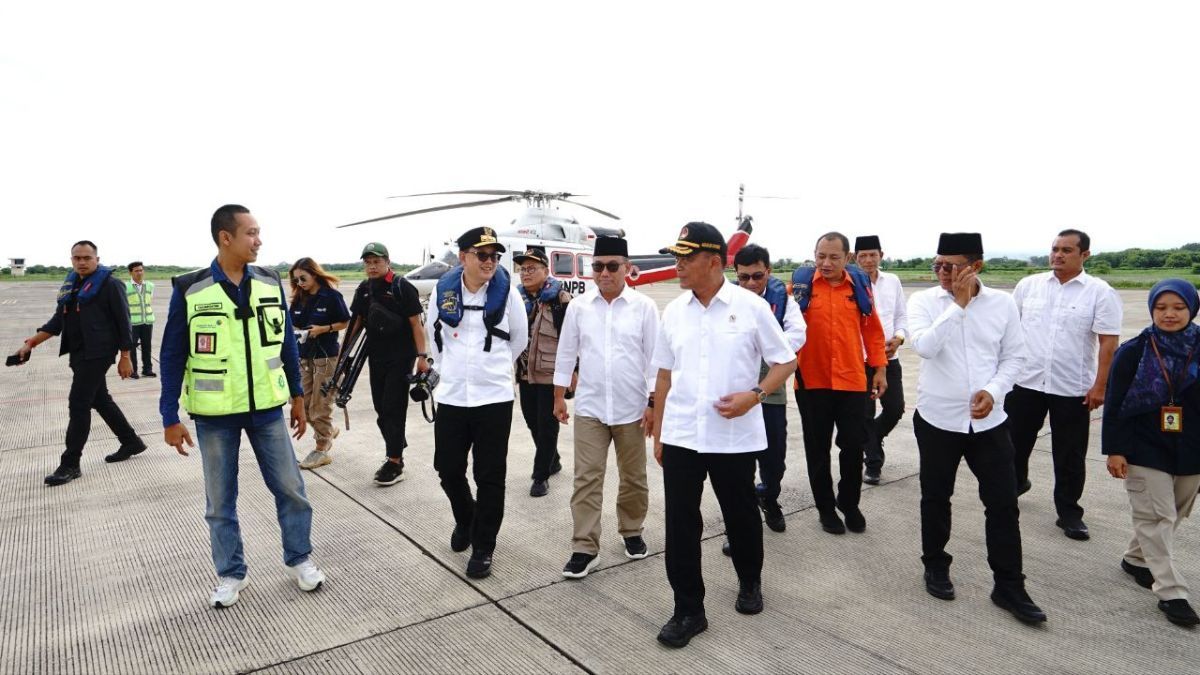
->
[6, 352, 29, 367]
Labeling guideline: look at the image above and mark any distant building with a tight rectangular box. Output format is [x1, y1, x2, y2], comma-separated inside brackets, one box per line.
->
[8, 258, 25, 277]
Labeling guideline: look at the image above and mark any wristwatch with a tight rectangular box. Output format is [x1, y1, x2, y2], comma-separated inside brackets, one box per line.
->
[752, 386, 767, 404]
[417, 352, 433, 366]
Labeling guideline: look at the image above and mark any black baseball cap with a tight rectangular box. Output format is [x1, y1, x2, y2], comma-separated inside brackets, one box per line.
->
[660, 221, 726, 260]
[456, 226, 506, 253]
[513, 249, 549, 266]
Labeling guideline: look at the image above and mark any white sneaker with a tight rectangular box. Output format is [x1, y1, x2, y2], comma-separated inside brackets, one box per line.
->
[288, 559, 326, 591]
[299, 450, 332, 469]
[210, 576, 249, 608]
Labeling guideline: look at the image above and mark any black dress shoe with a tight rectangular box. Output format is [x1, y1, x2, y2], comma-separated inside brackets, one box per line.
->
[1158, 599, 1200, 626]
[760, 498, 786, 533]
[656, 614, 708, 648]
[735, 580, 763, 615]
[1121, 559, 1155, 589]
[819, 510, 846, 535]
[465, 550, 493, 579]
[839, 506, 866, 533]
[44, 465, 82, 486]
[991, 586, 1047, 623]
[530, 479, 548, 497]
[1016, 479, 1032, 497]
[450, 524, 470, 552]
[863, 469, 881, 485]
[142, 371, 157, 378]
[924, 570, 955, 600]
[129, 372, 140, 380]
[1055, 518, 1090, 541]
[104, 441, 148, 463]
[722, 539, 732, 557]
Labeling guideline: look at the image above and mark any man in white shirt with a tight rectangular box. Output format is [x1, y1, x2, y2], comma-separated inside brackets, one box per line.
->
[552, 236, 658, 579]
[908, 232, 1046, 624]
[426, 227, 529, 580]
[650, 223, 796, 648]
[1005, 229, 1121, 542]
[730, 244, 806, 536]
[854, 235, 908, 485]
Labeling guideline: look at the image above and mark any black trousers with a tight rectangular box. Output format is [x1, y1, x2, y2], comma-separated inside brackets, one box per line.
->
[62, 356, 141, 468]
[433, 401, 513, 554]
[1004, 385, 1090, 522]
[794, 386, 868, 514]
[518, 381, 561, 481]
[863, 360, 905, 472]
[130, 323, 154, 374]
[912, 411, 1025, 588]
[756, 403, 788, 504]
[369, 357, 412, 460]
[663, 444, 762, 618]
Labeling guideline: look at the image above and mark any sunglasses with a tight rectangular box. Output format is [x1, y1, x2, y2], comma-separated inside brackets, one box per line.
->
[591, 261, 623, 273]
[931, 263, 971, 273]
[292, 273, 310, 283]
[471, 251, 502, 263]
[737, 272, 767, 282]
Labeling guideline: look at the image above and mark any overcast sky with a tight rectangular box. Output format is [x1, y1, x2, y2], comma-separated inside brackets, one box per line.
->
[2, 1, 1198, 269]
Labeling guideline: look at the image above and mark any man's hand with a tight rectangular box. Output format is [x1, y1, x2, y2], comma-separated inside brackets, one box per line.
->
[952, 265, 977, 309]
[164, 423, 194, 456]
[290, 396, 307, 439]
[554, 397, 570, 424]
[12, 344, 32, 366]
[1084, 383, 1106, 411]
[714, 391, 758, 419]
[654, 439, 664, 467]
[970, 390, 994, 419]
[415, 356, 431, 374]
[870, 368, 888, 400]
[884, 337, 903, 359]
[1107, 455, 1129, 479]
[117, 353, 133, 379]
[641, 406, 655, 437]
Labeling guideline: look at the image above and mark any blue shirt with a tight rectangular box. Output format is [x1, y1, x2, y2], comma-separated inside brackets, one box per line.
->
[290, 285, 350, 359]
[159, 259, 303, 428]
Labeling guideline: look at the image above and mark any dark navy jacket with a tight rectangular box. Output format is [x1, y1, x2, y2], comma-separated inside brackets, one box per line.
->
[38, 274, 133, 361]
[1102, 332, 1200, 476]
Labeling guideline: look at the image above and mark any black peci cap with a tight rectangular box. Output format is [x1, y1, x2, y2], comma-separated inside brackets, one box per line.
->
[936, 232, 984, 256]
[854, 235, 881, 252]
[593, 237, 628, 257]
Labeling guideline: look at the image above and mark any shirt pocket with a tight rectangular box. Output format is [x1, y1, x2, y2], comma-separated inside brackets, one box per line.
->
[1021, 296, 1047, 326]
[257, 301, 287, 347]
[1064, 303, 1093, 333]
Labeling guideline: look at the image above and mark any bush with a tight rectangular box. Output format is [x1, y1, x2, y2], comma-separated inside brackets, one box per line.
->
[1193, 263, 1200, 275]
[1090, 260, 1113, 274]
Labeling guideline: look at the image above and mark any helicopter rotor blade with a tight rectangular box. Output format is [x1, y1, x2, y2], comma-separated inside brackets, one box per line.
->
[387, 189, 530, 199]
[558, 198, 620, 220]
[336, 196, 520, 228]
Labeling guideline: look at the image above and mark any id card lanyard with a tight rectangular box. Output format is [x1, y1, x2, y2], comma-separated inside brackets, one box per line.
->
[1150, 336, 1190, 433]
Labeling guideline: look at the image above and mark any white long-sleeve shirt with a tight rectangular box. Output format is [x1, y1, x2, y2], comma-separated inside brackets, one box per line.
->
[426, 278, 528, 407]
[1012, 270, 1122, 397]
[553, 284, 659, 426]
[907, 282, 1025, 433]
[871, 271, 908, 359]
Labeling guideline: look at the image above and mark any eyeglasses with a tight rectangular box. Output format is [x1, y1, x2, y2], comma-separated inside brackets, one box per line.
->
[518, 266, 543, 275]
[931, 263, 969, 273]
[471, 251, 502, 263]
[737, 272, 767, 282]
[591, 261, 623, 273]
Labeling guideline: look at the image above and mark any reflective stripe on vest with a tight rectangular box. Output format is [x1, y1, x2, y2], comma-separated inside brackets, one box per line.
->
[126, 280, 155, 325]
[181, 271, 289, 416]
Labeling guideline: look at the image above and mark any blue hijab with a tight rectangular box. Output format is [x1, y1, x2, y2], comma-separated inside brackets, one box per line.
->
[1118, 279, 1200, 419]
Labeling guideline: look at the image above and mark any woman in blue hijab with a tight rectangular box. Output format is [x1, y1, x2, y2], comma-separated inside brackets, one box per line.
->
[1102, 279, 1200, 626]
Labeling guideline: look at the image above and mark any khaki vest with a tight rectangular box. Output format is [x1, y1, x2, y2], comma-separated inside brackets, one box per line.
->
[520, 290, 571, 384]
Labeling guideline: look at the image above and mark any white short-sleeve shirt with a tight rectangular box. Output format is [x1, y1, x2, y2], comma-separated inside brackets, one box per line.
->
[653, 282, 795, 453]
[1012, 270, 1122, 397]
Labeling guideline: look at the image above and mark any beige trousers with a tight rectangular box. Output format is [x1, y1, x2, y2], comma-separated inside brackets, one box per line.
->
[300, 357, 339, 452]
[1123, 464, 1200, 601]
[571, 416, 649, 555]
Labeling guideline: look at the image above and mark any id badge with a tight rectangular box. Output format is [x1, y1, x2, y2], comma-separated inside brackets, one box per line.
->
[1161, 406, 1183, 433]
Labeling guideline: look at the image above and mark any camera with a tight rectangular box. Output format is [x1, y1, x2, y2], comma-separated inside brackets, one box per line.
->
[408, 367, 440, 402]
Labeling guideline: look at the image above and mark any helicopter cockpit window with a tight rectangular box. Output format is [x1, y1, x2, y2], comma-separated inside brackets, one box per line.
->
[552, 252, 575, 277]
[543, 223, 566, 240]
[576, 254, 593, 279]
[406, 249, 459, 280]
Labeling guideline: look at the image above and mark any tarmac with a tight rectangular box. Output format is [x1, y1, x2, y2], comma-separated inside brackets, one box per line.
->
[0, 279, 1196, 674]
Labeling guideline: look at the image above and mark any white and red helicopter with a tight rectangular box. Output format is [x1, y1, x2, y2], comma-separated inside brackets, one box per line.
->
[336, 188, 757, 298]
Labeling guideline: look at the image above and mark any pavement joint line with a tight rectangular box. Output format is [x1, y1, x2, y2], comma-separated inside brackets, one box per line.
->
[238, 599, 495, 674]
[306, 468, 600, 675]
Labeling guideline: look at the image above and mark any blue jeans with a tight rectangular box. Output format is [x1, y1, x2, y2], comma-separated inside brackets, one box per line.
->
[194, 415, 313, 578]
